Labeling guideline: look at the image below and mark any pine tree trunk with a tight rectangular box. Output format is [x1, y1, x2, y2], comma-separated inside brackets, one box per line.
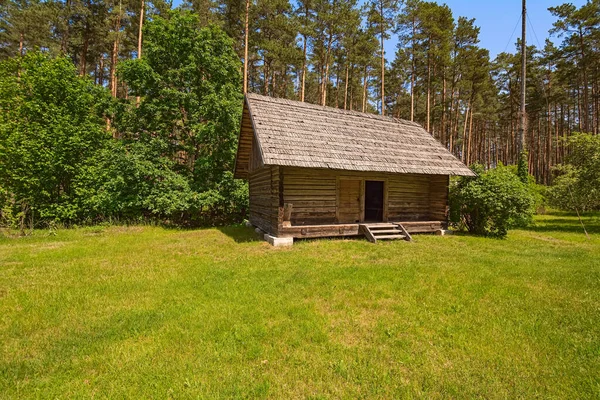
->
[263, 57, 269, 95]
[110, 7, 122, 98]
[362, 66, 368, 113]
[98, 55, 105, 86]
[462, 105, 469, 163]
[243, 0, 250, 94]
[344, 63, 349, 110]
[61, 0, 71, 54]
[467, 104, 474, 165]
[410, 16, 415, 122]
[555, 102, 559, 165]
[380, 23, 385, 116]
[335, 64, 341, 108]
[80, 18, 90, 76]
[441, 68, 447, 147]
[426, 46, 431, 132]
[300, 34, 307, 102]
[136, 0, 144, 106]
[19, 32, 24, 56]
[321, 33, 333, 106]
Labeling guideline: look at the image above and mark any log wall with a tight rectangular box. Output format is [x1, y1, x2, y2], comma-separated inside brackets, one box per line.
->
[280, 167, 448, 226]
[428, 175, 450, 222]
[248, 166, 450, 236]
[248, 165, 280, 235]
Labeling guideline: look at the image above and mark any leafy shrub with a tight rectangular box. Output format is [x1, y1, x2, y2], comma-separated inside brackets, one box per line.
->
[188, 172, 249, 226]
[548, 134, 600, 212]
[74, 141, 248, 226]
[74, 140, 198, 222]
[0, 52, 110, 228]
[450, 164, 536, 238]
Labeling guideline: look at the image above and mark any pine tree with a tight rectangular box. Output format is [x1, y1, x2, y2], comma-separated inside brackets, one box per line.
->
[366, 0, 397, 115]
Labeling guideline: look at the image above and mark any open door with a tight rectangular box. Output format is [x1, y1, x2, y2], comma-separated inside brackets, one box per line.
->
[364, 181, 384, 222]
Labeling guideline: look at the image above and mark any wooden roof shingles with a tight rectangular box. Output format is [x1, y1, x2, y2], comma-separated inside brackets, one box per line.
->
[236, 93, 475, 178]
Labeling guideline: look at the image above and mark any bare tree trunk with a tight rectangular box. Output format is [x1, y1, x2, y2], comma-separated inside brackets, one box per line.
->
[335, 64, 341, 108]
[80, 19, 90, 76]
[321, 33, 333, 106]
[410, 16, 415, 121]
[243, 0, 250, 94]
[300, 35, 307, 102]
[426, 48, 431, 132]
[263, 57, 269, 95]
[19, 32, 24, 56]
[344, 63, 349, 110]
[136, 0, 144, 106]
[467, 104, 474, 165]
[362, 66, 368, 113]
[110, 4, 122, 99]
[462, 105, 469, 163]
[61, 0, 71, 54]
[441, 68, 447, 147]
[380, 17, 385, 116]
[98, 55, 105, 86]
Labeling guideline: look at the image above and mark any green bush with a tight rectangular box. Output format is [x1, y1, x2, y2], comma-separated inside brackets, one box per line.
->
[0, 52, 110, 228]
[74, 141, 248, 226]
[450, 164, 536, 238]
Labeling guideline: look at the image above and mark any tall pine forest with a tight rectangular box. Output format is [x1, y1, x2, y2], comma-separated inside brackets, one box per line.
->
[1, 0, 599, 226]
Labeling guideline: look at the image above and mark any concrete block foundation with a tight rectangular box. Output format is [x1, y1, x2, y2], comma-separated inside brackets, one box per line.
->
[264, 234, 294, 247]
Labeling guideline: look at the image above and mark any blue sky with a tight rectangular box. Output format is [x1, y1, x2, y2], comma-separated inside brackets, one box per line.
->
[383, 0, 588, 59]
[172, 0, 587, 60]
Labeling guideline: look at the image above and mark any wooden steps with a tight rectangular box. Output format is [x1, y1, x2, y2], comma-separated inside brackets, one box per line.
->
[360, 223, 413, 243]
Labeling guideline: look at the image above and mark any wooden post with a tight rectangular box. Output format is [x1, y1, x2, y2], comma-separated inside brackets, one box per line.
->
[282, 203, 293, 227]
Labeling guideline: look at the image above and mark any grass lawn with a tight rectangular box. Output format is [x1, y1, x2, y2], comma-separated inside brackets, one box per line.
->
[1, 213, 599, 399]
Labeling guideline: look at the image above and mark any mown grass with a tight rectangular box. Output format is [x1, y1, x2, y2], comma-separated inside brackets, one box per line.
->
[1, 213, 599, 399]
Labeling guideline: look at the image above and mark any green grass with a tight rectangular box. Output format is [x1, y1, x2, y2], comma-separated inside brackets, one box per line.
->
[1, 213, 599, 399]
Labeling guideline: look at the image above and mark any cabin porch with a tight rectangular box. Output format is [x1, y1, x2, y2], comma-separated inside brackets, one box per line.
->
[274, 219, 447, 239]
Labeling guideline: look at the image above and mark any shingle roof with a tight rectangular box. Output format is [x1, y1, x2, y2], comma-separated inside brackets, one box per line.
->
[236, 93, 475, 177]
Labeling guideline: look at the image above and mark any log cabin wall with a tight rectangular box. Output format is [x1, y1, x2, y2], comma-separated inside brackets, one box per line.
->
[387, 173, 430, 221]
[428, 175, 450, 223]
[281, 167, 449, 226]
[248, 165, 281, 235]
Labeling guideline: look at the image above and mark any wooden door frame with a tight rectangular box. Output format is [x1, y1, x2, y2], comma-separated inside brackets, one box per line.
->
[336, 177, 363, 223]
[364, 179, 388, 223]
[336, 176, 388, 223]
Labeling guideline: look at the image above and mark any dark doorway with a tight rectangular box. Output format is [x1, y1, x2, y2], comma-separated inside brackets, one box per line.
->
[364, 181, 384, 222]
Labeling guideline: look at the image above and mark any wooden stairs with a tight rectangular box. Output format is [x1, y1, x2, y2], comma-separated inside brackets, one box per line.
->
[360, 223, 413, 243]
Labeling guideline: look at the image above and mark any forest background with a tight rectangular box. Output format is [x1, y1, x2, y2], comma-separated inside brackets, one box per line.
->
[1, 0, 599, 229]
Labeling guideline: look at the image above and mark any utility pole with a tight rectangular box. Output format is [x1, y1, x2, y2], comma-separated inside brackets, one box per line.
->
[519, 0, 527, 157]
[517, 0, 528, 182]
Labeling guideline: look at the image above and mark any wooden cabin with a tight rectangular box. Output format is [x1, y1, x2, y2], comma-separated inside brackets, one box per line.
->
[234, 93, 475, 244]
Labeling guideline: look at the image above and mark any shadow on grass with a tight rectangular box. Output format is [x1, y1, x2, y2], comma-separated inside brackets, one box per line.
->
[525, 213, 600, 235]
[217, 225, 262, 243]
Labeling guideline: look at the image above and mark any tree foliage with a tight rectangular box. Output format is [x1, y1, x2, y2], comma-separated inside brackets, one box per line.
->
[0, 52, 110, 227]
[548, 133, 600, 211]
[116, 11, 243, 190]
[0, 12, 247, 229]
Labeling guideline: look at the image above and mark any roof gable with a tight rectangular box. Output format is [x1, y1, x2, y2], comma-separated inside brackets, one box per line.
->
[234, 93, 475, 178]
